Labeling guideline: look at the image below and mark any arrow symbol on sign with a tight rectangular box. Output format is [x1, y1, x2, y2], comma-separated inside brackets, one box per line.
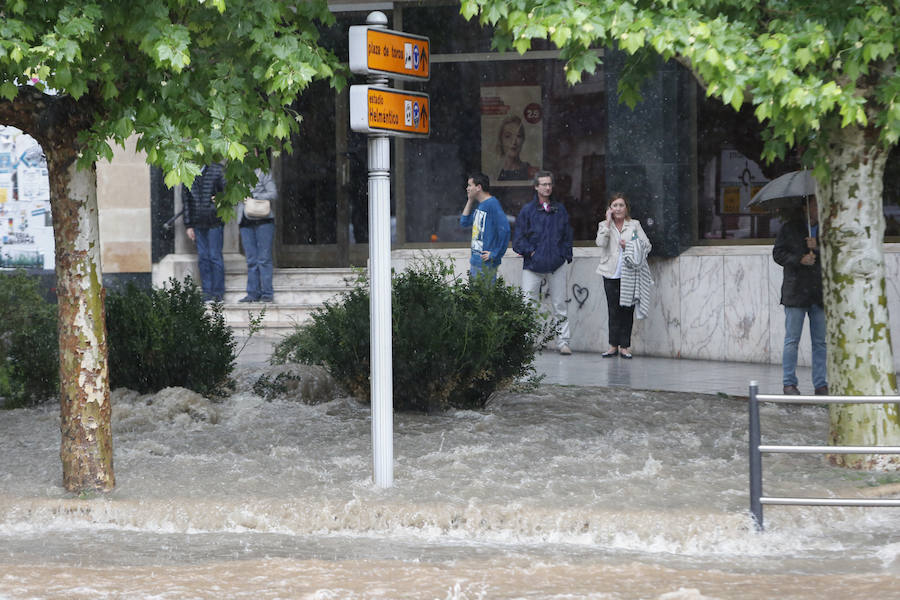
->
[420, 47, 429, 73]
[420, 104, 429, 128]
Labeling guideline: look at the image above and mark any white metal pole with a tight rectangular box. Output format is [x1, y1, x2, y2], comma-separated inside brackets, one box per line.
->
[366, 11, 394, 488]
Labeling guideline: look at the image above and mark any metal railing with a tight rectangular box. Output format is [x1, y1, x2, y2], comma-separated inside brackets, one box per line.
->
[748, 381, 900, 530]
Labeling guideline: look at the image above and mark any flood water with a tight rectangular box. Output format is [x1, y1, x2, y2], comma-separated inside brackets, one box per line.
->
[2, 368, 900, 599]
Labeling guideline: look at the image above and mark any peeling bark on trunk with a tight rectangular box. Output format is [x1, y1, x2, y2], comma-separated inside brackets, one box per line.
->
[0, 88, 116, 492]
[47, 149, 114, 493]
[819, 125, 900, 469]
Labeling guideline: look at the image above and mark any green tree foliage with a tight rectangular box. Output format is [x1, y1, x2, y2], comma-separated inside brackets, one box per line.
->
[0, 270, 58, 408]
[461, 0, 899, 165]
[105, 278, 236, 397]
[461, 0, 900, 465]
[272, 260, 548, 412]
[0, 0, 345, 200]
[0, 0, 344, 491]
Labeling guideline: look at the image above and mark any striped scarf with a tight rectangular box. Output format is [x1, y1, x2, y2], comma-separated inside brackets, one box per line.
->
[619, 238, 654, 320]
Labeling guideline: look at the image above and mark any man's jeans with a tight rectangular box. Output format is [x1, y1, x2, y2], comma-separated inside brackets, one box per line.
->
[521, 266, 570, 348]
[468, 260, 498, 283]
[195, 226, 225, 301]
[240, 221, 275, 299]
[783, 304, 827, 389]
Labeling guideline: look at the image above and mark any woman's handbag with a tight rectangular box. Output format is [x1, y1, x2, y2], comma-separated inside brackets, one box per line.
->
[244, 197, 271, 218]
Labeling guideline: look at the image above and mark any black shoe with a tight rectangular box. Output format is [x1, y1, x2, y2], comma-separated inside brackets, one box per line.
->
[620, 351, 633, 359]
[238, 295, 258, 303]
[260, 296, 274, 303]
[601, 349, 619, 358]
[814, 385, 829, 396]
[783, 385, 800, 395]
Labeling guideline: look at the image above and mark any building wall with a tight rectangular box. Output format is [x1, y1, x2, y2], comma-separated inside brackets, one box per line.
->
[391, 245, 900, 371]
[96, 136, 152, 285]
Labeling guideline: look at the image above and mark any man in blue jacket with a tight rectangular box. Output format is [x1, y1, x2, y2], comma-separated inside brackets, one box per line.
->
[513, 170, 574, 355]
[460, 172, 510, 281]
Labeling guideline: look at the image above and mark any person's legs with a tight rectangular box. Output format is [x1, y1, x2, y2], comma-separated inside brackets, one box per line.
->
[207, 225, 225, 301]
[240, 225, 261, 300]
[808, 304, 827, 390]
[521, 268, 542, 307]
[256, 221, 275, 300]
[617, 303, 635, 350]
[603, 277, 622, 348]
[194, 227, 214, 300]
[782, 306, 804, 388]
[547, 265, 570, 348]
[469, 262, 498, 284]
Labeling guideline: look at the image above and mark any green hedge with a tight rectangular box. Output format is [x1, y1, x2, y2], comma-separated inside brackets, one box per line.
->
[0, 269, 59, 408]
[272, 259, 548, 412]
[105, 277, 236, 396]
[1, 274, 238, 408]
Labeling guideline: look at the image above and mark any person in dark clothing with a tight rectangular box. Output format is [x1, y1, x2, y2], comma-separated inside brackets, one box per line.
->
[512, 170, 574, 355]
[184, 163, 226, 302]
[773, 196, 828, 395]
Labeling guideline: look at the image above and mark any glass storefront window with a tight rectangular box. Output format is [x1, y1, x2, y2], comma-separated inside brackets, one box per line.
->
[402, 5, 606, 244]
[307, 5, 900, 255]
[401, 58, 605, 243]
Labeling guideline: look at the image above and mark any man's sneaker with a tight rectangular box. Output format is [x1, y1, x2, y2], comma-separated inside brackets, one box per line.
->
[559, 344, 572, 355]
[783, 385, 801, 395]
[814, 385, 829, 396]
[260, 296, 274, 303]
[238, 296, 257, 303]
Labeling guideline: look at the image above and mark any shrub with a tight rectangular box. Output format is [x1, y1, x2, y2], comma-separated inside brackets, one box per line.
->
[272, 258, 548, 412]
[105, 277, 236, 397]
[0, 269, 59, 408]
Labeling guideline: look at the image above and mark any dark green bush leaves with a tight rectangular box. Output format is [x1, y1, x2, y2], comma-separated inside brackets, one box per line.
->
[0, 269, 58, 408]
[106, 277, 236, 397]
[272, 259, 548, 412]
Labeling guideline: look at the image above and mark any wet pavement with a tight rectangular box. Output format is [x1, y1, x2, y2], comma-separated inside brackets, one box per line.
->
[235, 336, 805, 398]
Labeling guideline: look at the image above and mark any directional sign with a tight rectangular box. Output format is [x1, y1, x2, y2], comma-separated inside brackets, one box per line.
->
[349, 86, 430, 137]
[349, 26, 430, 81]
[350, 86, 430, 137]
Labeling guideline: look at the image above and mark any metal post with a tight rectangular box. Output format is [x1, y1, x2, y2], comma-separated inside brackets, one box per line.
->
[748, 380, 763, 530]
[366, 11, 393, 488]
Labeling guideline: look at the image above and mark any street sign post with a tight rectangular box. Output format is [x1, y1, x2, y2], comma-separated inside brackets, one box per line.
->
[349, 85, 430, 137]
[349, 26, 430, 81]
[350, 11, 432, 489]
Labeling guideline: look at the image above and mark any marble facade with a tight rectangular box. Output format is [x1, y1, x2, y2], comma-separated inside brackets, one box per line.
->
[393, 244, 900, 371]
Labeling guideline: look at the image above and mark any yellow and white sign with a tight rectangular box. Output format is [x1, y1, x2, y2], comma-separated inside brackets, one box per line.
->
[350, 86, 430, 137]
[349, 26, 430, 81]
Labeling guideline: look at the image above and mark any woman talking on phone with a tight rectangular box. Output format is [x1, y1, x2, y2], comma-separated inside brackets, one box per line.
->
[595, 192, 651, 359]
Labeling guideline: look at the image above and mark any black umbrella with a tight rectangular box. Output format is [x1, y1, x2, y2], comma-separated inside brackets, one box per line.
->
[748, 170, 817, 234]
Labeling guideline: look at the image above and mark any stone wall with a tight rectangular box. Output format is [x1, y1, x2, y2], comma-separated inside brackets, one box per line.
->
[391, 244, 900, 370]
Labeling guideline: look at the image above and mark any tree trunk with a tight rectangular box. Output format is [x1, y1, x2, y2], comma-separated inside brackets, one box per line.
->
[819, 125, 900, 469]
[48, 150, 115, 492]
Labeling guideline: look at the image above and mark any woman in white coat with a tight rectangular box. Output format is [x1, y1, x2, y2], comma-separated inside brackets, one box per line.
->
[595, 192, 651, 358]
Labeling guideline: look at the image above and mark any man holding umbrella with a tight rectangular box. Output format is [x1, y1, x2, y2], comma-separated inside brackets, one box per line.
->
[772, 194, 828, 395]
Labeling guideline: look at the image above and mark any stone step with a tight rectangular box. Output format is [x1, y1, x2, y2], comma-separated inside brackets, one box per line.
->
[221, 267, 359, 338]
[223, 286, 350, 305]
[224, 267, 360, 288]
[224, 302, 318, 337]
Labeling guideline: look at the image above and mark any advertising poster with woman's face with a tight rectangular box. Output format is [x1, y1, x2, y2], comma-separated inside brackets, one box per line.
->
[480, 85, 543, 186]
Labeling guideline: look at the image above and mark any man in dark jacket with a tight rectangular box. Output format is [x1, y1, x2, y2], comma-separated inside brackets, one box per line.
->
[773, 196, 827, 395]
[184, 163, 227, 302]
[512, 170, 574, 355]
